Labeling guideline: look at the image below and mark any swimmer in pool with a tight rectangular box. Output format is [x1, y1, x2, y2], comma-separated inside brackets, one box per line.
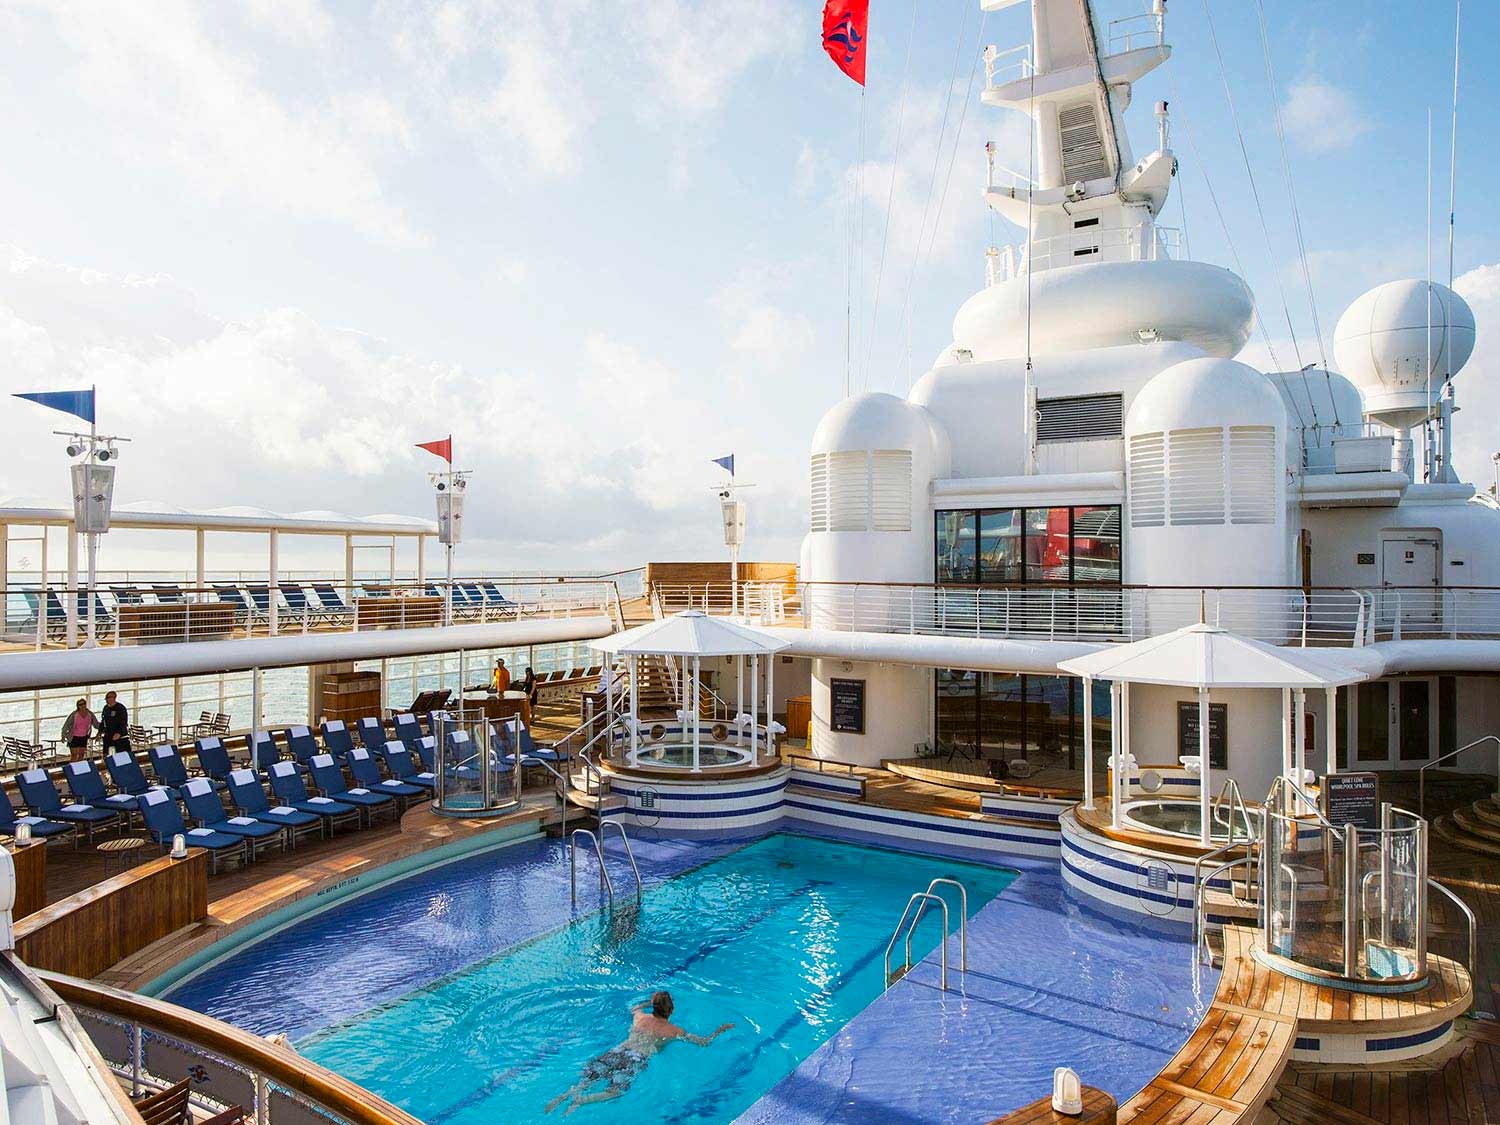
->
[544, 991, 734, 1115]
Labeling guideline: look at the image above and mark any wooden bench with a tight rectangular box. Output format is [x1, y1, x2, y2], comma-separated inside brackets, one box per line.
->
[991, 1085, 1116, 1123]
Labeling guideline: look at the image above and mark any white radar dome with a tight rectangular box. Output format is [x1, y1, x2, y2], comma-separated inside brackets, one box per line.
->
[1332, 279, 1475, 429]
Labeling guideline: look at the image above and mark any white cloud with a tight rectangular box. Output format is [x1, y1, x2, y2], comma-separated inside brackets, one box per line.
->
[20, 0, 418, 244]
[1281, 79, 1374, 155]
[636, 0, 800, 117]
[239, 0, 335, 46]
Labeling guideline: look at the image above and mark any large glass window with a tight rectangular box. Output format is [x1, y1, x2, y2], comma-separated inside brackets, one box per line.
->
[935, 670, 1111, 777]
[935, 505, 1121, 585]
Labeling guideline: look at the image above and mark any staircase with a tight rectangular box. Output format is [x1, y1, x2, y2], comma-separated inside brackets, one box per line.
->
[1436, 796, 1500, 857]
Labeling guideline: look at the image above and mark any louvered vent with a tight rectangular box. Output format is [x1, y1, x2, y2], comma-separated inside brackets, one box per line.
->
[810, 454, 830, 532]
[827, 451, 870, 531]
[1037, 393, 1123, 443]
[1058, 102, 1111, 183]
[870, 450, 913, 531]
[1228, 426, 1277, 524]
[1168, 427, 1226, 526]
[1128, 433, 1166, 527]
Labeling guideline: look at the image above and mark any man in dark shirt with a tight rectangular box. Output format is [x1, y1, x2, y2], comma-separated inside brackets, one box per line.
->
[101, 690, 130, 753]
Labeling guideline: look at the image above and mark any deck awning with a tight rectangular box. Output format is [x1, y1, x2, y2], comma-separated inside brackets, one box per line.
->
[1056, 622, 1367, 688]
[0, 497, 436, 536]
[591, 610, 789, 658]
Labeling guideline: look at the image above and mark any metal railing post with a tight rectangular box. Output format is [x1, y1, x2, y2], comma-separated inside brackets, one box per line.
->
[1416, 820, 1429, 975]
[1379, 803, 1392, 946]
[1342, 824, 1358, 978]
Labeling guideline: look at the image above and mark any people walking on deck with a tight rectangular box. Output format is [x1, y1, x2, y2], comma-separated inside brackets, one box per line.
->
[520, 666, 538, 707]
[491, 658, 511, 694]
[101, 690, 130, 754]
[62, 698, 100, 761]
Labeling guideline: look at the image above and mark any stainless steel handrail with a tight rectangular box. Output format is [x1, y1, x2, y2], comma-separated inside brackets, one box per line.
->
[1193, 854, 1255, 962]
[883, 892, 951, 992]
[1211, 778, 1257, 844]
[1427, 878, 1477, 979]
[598, 820, 642, 898]
[1418, 734, 1500, 816]
[1265, 775, 1338, 831]
[908, 878, 968, 974]
[569, 827, 614, 904]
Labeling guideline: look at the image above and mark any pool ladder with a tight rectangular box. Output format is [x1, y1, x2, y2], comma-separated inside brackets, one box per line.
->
[570, 822, 642, 906]
[883, 878, 967, 993]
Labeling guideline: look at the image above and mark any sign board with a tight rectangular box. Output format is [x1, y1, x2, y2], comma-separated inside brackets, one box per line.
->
[436, 490, 464, 545]
[1323, 772, 1381, 831]
[829, 678, 865, 735]
[1177, 702, 1228, 769]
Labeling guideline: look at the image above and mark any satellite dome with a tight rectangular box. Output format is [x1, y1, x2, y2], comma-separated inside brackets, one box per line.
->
[1333, 280, 1475, 429]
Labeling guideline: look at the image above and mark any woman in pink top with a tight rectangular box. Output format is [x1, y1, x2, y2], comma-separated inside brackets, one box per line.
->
[62, 698, 100, 762]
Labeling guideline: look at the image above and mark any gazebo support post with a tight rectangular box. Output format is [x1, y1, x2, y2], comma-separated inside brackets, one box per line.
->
[630, 654, 639, 757]
[765, 652, 775, 761]
[1198, 686, 1211, 847]
[1324, 686, 1337, 778]
[1120, 682, 1132, 819]
[691, 655, 702, 773]
[1294, 687, 1307, 806]
[1109, 681, 1122, 829]
[1082, 677, 1094, 811]
[1281, 687, 1293, 783]
[750, 654, 759, 760]
[737, 653, 744, 745]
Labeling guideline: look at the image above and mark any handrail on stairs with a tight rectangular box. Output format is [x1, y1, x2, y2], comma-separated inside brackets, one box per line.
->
[1418, 735, 1500, 817]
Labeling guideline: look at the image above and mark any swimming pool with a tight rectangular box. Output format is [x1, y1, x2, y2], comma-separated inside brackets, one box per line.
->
[168, 833, 1015, 1123]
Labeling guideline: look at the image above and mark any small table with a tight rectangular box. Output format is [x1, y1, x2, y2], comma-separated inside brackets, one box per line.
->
[97, 836, 148, 878]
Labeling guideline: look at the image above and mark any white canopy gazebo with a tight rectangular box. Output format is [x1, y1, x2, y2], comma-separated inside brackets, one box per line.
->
[1058, 623, 1366, 844]
[591, 610, 790, 772]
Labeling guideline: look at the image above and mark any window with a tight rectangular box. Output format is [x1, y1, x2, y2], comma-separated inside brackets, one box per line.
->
[935, 671, 1111, 774]
[936, 506, 1121, 586]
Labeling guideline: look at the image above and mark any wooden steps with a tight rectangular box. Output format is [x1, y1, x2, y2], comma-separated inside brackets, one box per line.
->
[1437, 801, 1500, 857]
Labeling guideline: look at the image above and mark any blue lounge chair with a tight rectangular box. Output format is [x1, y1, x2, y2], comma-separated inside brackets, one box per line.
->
[413, 735, 437, 772]
[137, 789, 245, 872]
[16, 769, 118, 843]
[225, 768, 323, 846]
[266, 761, 359, 834]
[319, 720, 356, 761]
[444, 729, 512, 785]
[212, 584, 255, 620]
[392, 713, 423, 751]
[180, 778, 282, 859]
[378, 741, 435, 791]
[194, 737, 235, 784]
[62, 759, 143, 821]
[310, 583, 353, 621]
[280, 582, 328, 627]
[105, 750, 178, 801]
[109, 584, 145, 606]
[282, 726, 319, 770]
[494, 718, 563, 765]
[149, 742, 223, 792]
[247, 584, 279, 621]
[347, 746, 424, 805]
[356, 716, 387, 755]
[308, 754, 395, 825]
[152, 583, 184, 603]
[249, 730, 282, 776]
[0, 786, 74, 844]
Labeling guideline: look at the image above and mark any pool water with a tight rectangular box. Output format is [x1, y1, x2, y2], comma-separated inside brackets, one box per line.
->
[1124, 799, 1262, 841]
[177, 834, 1014, 1124]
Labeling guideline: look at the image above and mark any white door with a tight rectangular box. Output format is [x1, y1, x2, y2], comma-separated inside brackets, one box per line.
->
[1348, 678, 1436, 770]
[1381, 538, 1440, 627]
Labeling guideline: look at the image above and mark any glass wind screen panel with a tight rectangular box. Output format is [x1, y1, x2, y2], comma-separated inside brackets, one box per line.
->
[978, 509, 1022, 583]
[979, 673, 1024, 757]
[1356, 682, 1389, 762]
[1031, 675, 1073, 765]
[935, 668, 977, 754]
[936, 511, 977, 583]
[1069, 505, 1122, 583]
[1025, 508, 1070, 583]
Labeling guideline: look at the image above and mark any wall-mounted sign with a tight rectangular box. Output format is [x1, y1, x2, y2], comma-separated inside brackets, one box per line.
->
[1324, 772, 1380, 830]
[830, 678, 866, 735]
[1356, 552, 1375, 565]
[1177, 702, 1228, 769]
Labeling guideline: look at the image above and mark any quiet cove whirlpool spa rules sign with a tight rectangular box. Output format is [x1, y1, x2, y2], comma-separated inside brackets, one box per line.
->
[1323, 772, 1381, 830]
[830, 678, 865, 735]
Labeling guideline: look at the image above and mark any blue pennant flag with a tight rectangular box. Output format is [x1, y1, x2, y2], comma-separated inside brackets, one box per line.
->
[712, 454, 735, 476]
[14, 388, 95, 424]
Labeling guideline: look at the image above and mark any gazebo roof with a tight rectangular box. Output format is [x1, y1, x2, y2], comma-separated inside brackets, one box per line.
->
[1056, 622, 1367, 689]
[592, 610, 791, 658]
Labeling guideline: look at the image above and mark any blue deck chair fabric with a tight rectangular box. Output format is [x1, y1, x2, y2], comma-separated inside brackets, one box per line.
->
[267, 761, 359, 830]
[194, 737, 234, 782]
[110, 584, 145, 605]
[392, 713, 423, 751]
[282, 726, 320, 768]
[310, 583, 352, 618]
[105, 750, 177, 800]
[138, 789, 245, 869]
[0, 786, 73, 842]
[151, 583, 184, 603]
[225, 768, 323, 842]
[212, 584, 254, 617]
[319, 720, 356, 761]
[247, 584, 273, 616]
[356, 717, 387, 755]
[460, 583, 488, 608]
[480, 581, 512, 606]
[17, 769, 118, 841]
[496, 719, 561, 765]
[180, 778, 281, 857]
[308, 754, 394, 822]
[62, 759, 142, 815]
[147, 743, 192, 789]
[347, 746, 424, 799]
[413, 735, 437, 772]
[249, 730, 281, 775]
[379, 741, 435, 790]
[280, 582, 323, 625]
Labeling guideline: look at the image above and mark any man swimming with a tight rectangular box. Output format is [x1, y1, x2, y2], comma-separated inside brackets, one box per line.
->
[545, 991, 733, 1115]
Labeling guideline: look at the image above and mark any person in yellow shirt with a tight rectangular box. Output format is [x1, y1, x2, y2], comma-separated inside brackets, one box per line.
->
[490, 658, 511, 694]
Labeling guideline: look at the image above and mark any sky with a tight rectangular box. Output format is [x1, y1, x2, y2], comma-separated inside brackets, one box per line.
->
[0, 0, 1496, 575]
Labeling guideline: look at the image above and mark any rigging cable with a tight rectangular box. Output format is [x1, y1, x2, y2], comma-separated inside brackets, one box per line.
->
[861, 0, 920, 392]
[1447, 0, 1462, 289]
[1201, 0, 1316, 413]
[1251, 0, 1338, 424]
[900, 0, 971, 392]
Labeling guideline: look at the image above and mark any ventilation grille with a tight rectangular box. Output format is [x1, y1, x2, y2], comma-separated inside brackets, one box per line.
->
[1167, 427, 1225, 525]
[810, 454, 830, 532]
[1229, 426, 1278, 524]
[1128, 433, 1166, 528]
[827, 451, 869, 531]
[870, 450, 913, 531]
[1037, 393, 1123, 443]
[1058, 102, 1111, 183]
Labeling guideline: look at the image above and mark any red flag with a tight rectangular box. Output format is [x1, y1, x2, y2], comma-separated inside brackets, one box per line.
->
[415, 436, 452, 463]
[822, 0, 868, 86]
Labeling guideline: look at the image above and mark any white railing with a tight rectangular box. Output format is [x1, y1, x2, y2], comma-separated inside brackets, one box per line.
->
[1106, 11, 1165, 55]
[797, 583, 1500, 648]
[982, 43, 1034, 89]
[650, 582, 788, 624]
[989, 225, 1181, 283]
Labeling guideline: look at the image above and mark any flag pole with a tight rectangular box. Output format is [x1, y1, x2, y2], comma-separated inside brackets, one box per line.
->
[85, 384, 98, 647]
[445, 433, 454, 627]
